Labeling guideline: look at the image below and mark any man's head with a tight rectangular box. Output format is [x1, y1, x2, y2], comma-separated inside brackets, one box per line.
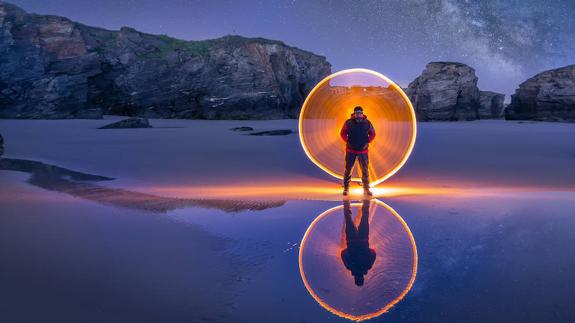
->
[353, 106, 363, 118]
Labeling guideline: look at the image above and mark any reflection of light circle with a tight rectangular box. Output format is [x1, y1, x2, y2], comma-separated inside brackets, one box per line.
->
[298, 199, 418, 321]
[298, 68, 417, 186]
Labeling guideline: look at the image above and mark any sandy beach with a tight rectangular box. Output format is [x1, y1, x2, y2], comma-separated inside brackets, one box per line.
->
[1, 117, 574, 196]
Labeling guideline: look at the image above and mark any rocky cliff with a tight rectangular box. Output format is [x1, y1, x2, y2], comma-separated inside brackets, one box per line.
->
[406, 62, 505, 121]
[0, 2, 331, 119]
[505, 65, 575, 122]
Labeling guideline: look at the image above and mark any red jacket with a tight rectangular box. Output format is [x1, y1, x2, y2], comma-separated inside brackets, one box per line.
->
[340, 113, 376, 154]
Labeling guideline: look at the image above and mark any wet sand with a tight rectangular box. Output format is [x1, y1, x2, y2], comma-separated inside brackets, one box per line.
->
[1, 118, 574, 322]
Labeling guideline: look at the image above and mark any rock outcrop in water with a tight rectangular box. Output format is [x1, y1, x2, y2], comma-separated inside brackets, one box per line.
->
[406, 62, 505, 121]
[0, 133, 4, 157]
[505, 65, 575, 122]
[0, 2, 331, 120]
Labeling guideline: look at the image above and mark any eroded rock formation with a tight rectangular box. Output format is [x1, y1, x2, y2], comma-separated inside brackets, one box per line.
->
[479, 91, 505, 119]
[506, 64, 575, 122]
[406, 62, 505, 120]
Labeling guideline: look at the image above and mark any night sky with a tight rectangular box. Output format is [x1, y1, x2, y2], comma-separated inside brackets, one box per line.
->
[10, 0, 575, 98]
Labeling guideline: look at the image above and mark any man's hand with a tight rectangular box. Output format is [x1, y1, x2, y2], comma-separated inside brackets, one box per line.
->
[340, 121, 349, 142]
[368, 122, 376, 143]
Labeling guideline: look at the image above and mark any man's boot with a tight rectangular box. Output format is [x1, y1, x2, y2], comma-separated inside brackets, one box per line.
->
[357, 153, 372, 196]
[363, 185, 373, 196]
[343, 175, 351, 196]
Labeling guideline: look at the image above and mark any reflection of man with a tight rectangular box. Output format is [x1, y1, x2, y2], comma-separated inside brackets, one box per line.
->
[340, 106, 375, 196]
[340, 199, 376, 286]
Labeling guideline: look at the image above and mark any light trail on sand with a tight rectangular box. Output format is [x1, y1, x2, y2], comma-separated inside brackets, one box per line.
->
[141, 182, 575, 202]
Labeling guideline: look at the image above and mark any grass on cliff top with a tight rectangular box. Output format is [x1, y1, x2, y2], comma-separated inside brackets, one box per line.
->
[84, 25, 288, 58]
[148, 34, 286, 57]
[154, 34, 215, 56]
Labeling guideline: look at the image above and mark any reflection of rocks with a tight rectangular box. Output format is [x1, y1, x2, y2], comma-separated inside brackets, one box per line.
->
[0, 157, 285, 213]
[0, 133, 4, 157]
[406, 62, 505, 121]
[479, 91, 505, 119]
[0, 2, 331, 120]
[98, 117, 152, 129]
[506, 64, 575, 122]
[248, 129, 293, 136]
[0, 157, 114, 181]
[230, 126, 254, 131]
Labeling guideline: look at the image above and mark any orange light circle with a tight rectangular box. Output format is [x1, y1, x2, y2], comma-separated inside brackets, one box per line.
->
[298, 199, 418, 321]
[298, 68, 417, 186]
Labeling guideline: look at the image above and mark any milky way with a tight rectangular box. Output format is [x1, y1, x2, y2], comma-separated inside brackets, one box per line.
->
[10, 0, 575, 98]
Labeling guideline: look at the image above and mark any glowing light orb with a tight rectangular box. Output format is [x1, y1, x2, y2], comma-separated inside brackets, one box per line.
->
[299, 199, 418, 321]
[298, 68, 417, 186]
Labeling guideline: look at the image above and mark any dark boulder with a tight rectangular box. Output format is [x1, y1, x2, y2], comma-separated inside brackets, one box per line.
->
[248, 130, 293, 136]
[230, 126, 254, 131]
[98, 117, 152, 129]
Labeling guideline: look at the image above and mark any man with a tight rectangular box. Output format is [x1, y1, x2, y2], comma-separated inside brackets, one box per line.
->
[340, 199, 376, 286]
[340, 106, 376, 196]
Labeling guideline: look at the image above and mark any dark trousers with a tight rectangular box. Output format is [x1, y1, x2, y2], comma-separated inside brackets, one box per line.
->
[343, 199, 370, 245]
[343, 151, 369, 189]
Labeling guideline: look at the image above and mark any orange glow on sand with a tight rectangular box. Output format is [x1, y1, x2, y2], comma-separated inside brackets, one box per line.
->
[298, 68, 417, 186]
[143, 179, 571, 202]
[146, 182, 467, 201]
[298, 199, 418, 321]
